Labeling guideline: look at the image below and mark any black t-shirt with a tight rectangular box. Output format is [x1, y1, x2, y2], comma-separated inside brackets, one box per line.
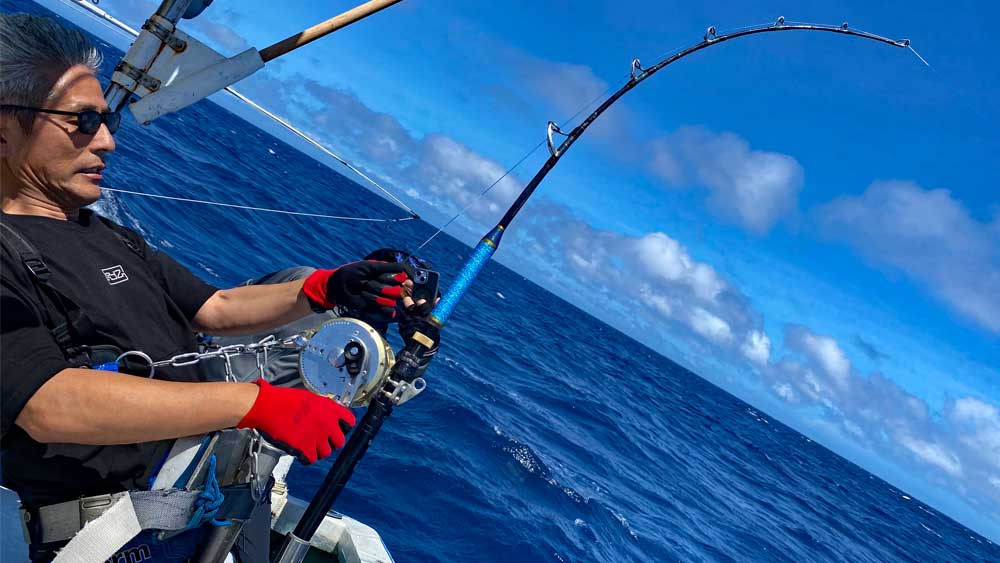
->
[0, 209, 219, 507]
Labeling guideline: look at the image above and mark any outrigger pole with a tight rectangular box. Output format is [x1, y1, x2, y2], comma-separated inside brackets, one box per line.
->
[102, 0, 403, 121]
[74, 0, 420, 219]
[274, 17, 914, 562]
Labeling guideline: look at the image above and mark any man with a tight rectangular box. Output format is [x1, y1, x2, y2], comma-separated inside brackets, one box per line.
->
[0, 12, 413, 561]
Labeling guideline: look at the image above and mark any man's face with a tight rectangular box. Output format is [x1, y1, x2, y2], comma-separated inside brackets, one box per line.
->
[1, 65, 116, 209]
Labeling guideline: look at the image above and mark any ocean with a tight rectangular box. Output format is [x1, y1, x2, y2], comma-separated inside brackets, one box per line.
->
[3, 1, 999, 561]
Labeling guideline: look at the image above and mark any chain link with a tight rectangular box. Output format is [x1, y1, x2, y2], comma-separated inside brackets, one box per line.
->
[117, 334, 308, 380]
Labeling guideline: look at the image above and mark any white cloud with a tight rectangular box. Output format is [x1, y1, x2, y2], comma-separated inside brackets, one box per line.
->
[817, 181, 1000, 333]
[513, 214, 766, 368]
[773, 382, 797, 402]
[741, 330, 771, 366]
[688, 308, 733, 344]
[786, 326, 852, 389]
[952, 397, 1000, 423]
[898, 435, 963, 477]
[649, 127, 803, 235]
[631, 233, 725, 302]
[948, 397, 1000, 471]
[409, 134, 522, 218]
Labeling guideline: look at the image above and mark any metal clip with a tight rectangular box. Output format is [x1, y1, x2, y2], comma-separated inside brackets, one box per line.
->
[774, 16, 785, 28]
[80, 492, 127, 525]
[141, 16, 187, 52]
[223, 350, 235, 382]
[546, 121, 568, 158]
[116, 350, 156, 378]
[115, 60, 162, 92]
[385, 377, 426, 406]
[280, 334, 308, 350]
[630, 58, 644, 81]
[249, 433, 266, 502]
[841, 22, 849, 31]
[704, 26, 717, 42]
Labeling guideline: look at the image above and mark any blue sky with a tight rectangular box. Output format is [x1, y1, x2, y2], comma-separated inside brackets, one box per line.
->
[43, 0, 999, 542]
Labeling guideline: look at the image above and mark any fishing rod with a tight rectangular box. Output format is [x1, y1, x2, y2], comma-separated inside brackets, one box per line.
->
[273, 17, 914, 561]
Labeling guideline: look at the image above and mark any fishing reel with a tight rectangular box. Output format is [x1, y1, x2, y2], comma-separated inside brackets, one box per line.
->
[298, 318, 401, 407]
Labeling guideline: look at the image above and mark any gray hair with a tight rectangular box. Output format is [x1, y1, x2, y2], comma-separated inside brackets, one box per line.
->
[0, 13, 102, 129]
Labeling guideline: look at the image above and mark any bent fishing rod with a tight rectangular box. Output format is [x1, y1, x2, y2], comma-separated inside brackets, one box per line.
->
[274, 17, 913, 560]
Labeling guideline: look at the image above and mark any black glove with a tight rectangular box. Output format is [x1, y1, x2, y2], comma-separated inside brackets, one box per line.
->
[303, 261, 408, 321]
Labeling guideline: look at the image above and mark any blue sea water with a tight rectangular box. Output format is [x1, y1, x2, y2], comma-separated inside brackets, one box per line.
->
[3, 1, 1000, 561]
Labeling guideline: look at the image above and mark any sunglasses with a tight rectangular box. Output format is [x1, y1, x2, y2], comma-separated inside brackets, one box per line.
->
[0, 104, 121, 135]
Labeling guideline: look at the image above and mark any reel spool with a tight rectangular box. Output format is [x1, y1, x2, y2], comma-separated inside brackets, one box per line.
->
[299, 318, 394, 407]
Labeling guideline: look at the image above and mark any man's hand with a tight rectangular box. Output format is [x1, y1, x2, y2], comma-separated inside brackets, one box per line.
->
[397, 297, 441, 377]
[303, 261, 408, 321]
[237, 379, 355, 464]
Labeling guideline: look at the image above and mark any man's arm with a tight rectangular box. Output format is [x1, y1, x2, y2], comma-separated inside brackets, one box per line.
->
[15, 368, 355, 463]
[191, 279, 313, 336]
[190, 262, 411, 336]
[15, 368, 258, 444]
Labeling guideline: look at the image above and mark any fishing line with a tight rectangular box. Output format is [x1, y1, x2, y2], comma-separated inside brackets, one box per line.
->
[101, 187, 416, 222]
[224, 87, 420, 219]
[412, 138, 546, 252]
[412, 80, 621, 252]
[899, 41, 989, 120]
[908, 45, 930, 67]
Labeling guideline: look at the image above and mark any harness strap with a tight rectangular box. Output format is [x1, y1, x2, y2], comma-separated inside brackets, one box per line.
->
[1, 222, 93, 366]
[49, 493, 140, 563]
[39, 489, 206, 545]
[26, 429, 285, 560]
[0, 215, 144, 367]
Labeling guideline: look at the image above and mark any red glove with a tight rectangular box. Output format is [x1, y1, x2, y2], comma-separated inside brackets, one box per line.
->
[237, 379, 356, 464]
[303, 261, 408, 320]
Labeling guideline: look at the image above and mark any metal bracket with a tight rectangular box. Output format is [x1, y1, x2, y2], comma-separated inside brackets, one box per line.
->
[630, 58, 644, 81]
[546, 121, 568, 157]
[384, 376, 426, 405]
[116, 60, 162, 92]
[704, 25, 718, 42]
[142, 16, 187, 52]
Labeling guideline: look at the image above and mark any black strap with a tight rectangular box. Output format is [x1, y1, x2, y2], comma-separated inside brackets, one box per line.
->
[1, 220, 105, 366]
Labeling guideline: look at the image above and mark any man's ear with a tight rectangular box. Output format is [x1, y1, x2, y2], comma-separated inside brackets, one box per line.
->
[0, 116, 16, 159]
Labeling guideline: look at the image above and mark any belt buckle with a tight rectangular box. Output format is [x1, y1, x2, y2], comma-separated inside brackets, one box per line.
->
[79, 491, 125, 524]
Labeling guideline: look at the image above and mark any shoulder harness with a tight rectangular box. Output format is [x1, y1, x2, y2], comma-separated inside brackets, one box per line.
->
[0, 213, 144, 367]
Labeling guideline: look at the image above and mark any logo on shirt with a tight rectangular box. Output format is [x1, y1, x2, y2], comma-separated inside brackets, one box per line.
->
[101, 265, 129, 285]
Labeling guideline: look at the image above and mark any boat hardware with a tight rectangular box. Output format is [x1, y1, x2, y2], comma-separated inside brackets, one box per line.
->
[104, 0, 403, 123]
[64, 0, 420, 222]
[274, 17, 918, 563]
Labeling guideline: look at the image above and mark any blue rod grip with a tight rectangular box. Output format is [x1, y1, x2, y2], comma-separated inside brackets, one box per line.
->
[430, 226, 503, 325]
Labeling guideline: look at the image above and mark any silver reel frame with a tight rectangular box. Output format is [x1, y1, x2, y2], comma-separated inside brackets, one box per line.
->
[298, 318, 394, 407]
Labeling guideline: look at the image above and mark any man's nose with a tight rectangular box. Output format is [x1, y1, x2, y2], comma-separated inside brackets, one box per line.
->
[91, 121, 116, 154]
